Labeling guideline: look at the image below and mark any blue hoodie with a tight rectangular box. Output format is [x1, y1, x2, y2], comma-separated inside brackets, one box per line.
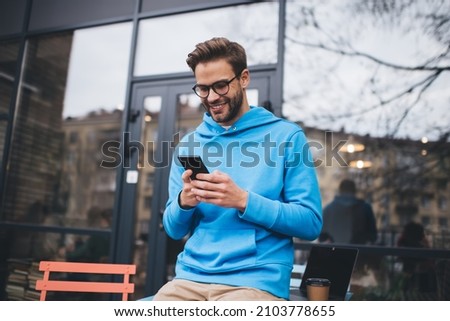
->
[163, 106, 322, 299]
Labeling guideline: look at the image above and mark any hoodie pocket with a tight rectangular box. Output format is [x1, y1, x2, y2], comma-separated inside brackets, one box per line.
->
[180, 228, 257, 273]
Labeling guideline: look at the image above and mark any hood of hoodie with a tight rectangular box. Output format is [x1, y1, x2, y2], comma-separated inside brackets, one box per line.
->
[196, 106, 281, 138]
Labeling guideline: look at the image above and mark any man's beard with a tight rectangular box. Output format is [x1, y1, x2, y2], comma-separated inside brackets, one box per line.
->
[203, 89, 244, 125]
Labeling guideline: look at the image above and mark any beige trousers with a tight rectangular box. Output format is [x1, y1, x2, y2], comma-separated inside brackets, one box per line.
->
[153, 279, 285, 301]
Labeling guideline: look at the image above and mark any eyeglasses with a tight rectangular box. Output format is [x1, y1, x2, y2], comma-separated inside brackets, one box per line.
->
[192, 74, 239, 98]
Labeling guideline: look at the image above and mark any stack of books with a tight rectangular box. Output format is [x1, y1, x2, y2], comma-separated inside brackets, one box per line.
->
[5, 259, 43, 301]
[25, 261, 42, 300]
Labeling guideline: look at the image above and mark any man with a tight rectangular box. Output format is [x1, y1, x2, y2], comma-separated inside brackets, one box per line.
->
[322, 179, 377, 245]
[153, 37, 322, 300]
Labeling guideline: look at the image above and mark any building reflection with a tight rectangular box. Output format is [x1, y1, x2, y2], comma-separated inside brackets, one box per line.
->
[306, 126, 450, 246]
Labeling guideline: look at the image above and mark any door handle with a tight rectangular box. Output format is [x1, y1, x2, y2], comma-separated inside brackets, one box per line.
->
[159, 209, 164, 230]
[129, 109, 140, 122]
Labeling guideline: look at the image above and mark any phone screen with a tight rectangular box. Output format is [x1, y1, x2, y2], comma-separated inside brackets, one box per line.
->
[177, 155, 210, 180]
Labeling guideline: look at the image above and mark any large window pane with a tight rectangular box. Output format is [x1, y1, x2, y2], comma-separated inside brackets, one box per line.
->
[285, 0, 450, 237]
[64, 23, 132, 118]
[285, 0, 450, 300]
[2, 22, 131, 258]
[134, 2, 278, 76]
[284, 0, 450, 237]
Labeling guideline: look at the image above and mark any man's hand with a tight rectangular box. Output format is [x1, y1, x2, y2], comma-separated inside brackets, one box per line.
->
[179, 169, 200, 209]
[189, 170, 248, 212]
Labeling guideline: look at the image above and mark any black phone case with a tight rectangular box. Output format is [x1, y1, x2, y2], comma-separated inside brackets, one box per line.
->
[177, 155, 209, 180]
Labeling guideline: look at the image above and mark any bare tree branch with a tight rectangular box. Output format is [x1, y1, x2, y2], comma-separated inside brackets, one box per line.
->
[313, 69, 443, 121]
[390, 70, 441, 137]
[287, 36, 450, 72]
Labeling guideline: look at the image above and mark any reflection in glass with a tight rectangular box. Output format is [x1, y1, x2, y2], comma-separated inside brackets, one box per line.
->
[64, 23, 132, 118]
[284, 0, 450, 250]
[144, 96, 162, 114]
[133, 94, 162, 298]
[134, 2, 278, 76]
[176, 93, 203, 138]
[142, 95, 161, 167]
[284, 0, 449, 140]
[3, 32, 73, 224]
[3, 23, 131, 228]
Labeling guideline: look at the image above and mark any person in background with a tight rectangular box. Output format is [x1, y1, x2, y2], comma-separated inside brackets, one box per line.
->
[321, 179, 378, 288]
[322, 179, 377, 245]
[152, 37, 322, 301]
[64, 207, 112, 263]
[397, 221, 437, 295]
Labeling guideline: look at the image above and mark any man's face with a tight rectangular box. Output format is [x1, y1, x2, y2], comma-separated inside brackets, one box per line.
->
[194, 60, 249, 126]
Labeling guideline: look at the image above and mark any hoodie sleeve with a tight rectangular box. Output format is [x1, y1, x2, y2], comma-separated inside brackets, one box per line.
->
[162, 156, 197, 240]
[239, 130, 323, 240]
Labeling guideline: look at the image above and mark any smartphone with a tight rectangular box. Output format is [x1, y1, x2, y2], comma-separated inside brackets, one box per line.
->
[177, 155, 210, 180]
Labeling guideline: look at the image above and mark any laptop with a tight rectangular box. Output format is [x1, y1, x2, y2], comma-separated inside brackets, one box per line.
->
[297, 245, 359, 301]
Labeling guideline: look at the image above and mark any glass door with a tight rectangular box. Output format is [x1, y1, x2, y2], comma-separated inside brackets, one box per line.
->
[128, 73, 271, 298]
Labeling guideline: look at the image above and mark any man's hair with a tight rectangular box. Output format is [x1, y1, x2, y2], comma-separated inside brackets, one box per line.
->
[339, 179, 356, 195]
[186, 37, 247, 75]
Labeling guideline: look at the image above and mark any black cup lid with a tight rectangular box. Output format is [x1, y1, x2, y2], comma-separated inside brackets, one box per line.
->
[306, 278, 331, 286]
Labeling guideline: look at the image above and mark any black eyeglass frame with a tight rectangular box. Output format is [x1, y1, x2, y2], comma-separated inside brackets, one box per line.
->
[192, 73, 241, 98]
